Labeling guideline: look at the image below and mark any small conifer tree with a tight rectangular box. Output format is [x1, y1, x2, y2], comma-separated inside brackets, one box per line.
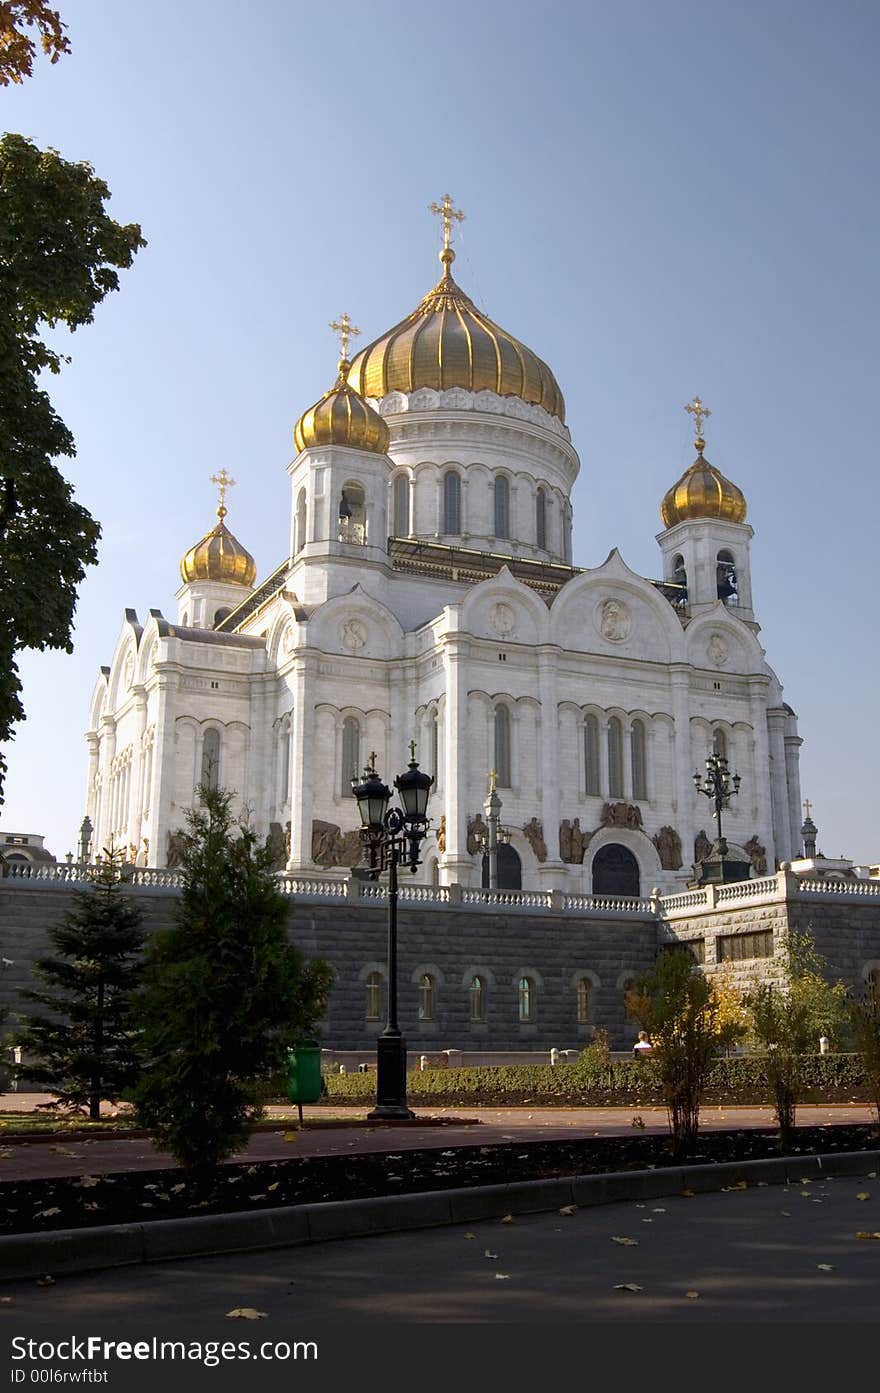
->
[134, 786, 332, 1169]
[15, 852, 145, 1118]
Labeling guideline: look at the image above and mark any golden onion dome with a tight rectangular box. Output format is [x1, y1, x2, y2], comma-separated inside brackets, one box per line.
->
[294, 357, 390, 455]
[347, 248, 566, 423]
[180, 503, 257, 588]
[661, 437, 747, 528]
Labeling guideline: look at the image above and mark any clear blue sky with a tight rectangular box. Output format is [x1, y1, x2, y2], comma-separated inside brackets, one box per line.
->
[2, 0, 877, 862]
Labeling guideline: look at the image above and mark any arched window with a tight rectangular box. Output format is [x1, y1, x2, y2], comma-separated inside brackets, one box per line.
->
[593, 845, 641, 897]
[518, 975, 535, 1023]
[494, 706, 511, 788]
[713, 727, 728, 760]
[341, 717, 360, 794]
[418, 973, 435, 1022]
[430, 709, 439, 784]
[201, 728, 221, 790]
[608, 717, 623, 799]
[671, 554, 688, 605]
[280, 720, 291, 806]
[481, 843, 522, 890]
[584, 714, 600, 796]
[576, 977, 592, 1025]
[716, 549, 737, 602]
[295, 488, 307, 553]
[494, 475, 510, 539]
[338, 482, 366, 544]
[393, 475, 409, 536]
[443, 471, 461, 535]
[213, 607, 231, 628]
[469, 975, 486, 1023]
[631, 719, 647, 800]
[536, 488, 547, 550]
[365, 971, 383, 1021]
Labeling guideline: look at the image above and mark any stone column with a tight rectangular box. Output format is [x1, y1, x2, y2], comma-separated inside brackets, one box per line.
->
[287, 653, 317, 871]
[84, 733, 100, 834]
[441, 634, 472, 884]
[126, 689, 148, 855]
[599, 716, 610, 800]
[97, 715, 116, 852]
[784, 730, 804, 858]
[749, 679, 779, 868]
[537, 648, 562, 878]
[245, 668, 270, 838]
[144, 672, 178, 866]
[670, 667, 695, 877]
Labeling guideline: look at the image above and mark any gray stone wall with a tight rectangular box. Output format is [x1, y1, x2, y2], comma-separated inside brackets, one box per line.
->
[0, 883, 657, 1051]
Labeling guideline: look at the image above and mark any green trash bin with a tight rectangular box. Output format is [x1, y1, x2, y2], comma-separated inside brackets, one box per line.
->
[286, 1042, 322, 1126]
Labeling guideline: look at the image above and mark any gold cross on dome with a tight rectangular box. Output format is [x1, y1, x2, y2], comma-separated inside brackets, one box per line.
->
[804, 798, 813, 819]
[429, 193, 465, 250]
[329, 313, 360, 362]
[209, 468, 236, 516]
[489, 769, 497, 794]
[684, 395, 711, 441]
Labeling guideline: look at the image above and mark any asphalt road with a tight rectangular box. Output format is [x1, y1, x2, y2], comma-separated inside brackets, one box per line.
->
[3, 1167, 879, 1324]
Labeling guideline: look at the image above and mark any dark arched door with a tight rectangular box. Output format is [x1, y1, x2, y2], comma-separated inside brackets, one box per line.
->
[482, 844, 522, 890]
[592, 843, 640, 896]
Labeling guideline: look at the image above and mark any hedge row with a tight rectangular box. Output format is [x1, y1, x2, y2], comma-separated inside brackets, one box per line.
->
[321, 1054, 877, 1107]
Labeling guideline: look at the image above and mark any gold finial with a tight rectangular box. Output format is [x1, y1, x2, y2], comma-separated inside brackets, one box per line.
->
[209, 468, 236, 520]
[368, 750, 377, 772]
[429, 193, 465, 267]
[329, 312, 360, 373]
[409, 739, 417, 763]
[684, 395, 711, 450]
[488, 769, 497, 794]
[804, 798, 813, 820]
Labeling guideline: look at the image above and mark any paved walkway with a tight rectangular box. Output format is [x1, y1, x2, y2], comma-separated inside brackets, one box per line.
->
[1, 1095, 876, 1182]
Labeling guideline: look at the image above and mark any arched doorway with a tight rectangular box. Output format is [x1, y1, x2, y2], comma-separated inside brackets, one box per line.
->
[592, 843, 640, 896]
[482, 844, 522, 890]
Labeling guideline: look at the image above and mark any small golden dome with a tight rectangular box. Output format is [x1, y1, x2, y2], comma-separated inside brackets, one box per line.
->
[661, 438, 747, 528]
[180, 507, 257, 588]
[294, 358, 390, 455]
[347, 249, 566, 423]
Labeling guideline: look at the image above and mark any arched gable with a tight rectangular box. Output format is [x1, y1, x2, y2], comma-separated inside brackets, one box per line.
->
[685, 604, 767, 675]
[305, 585, 404, 660]
[549, 549, 685, 662]
[459, 565, 549, 647]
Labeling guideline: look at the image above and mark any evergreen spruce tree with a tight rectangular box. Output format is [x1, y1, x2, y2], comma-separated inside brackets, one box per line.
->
[134, 786, 332, 1170]
[16, 853, 145, 1118]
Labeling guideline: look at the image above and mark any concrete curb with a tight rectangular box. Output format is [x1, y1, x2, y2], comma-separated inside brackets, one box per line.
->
[2, 1148, 878, 1283]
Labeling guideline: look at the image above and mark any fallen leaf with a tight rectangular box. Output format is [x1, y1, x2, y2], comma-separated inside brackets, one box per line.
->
[856, 1192, 871, 1201]
[34, 1208, 61, 1219]
[816, 1264, 834, 1272]
[681, 1189, 695, 1197]
[641, 1218, 653, 1224]
[464, 1232, 476, 1240]
[559, 1205, 577, 1216]
[483, 1249, 498, 1259]
[780, 1211, 792, 1217]
[613, 1283, 643, 1293]
[611, 1236, 639, 1246]
[685, 1290, 700, 1299]
[283, 1132, 298, 1142]
[868, 1172, 877, 1179]
[494, 1273, 511, 1280]
[855, 1231, 880, 1240]
[225, 1308, 267, 1320]
[170, 1183, 186, 1194]
[652, 1207, 666, 1213]
[500, 1214, 514, 1224]
[800, 1177, 812, 1185]
[267, 1183, 280, 1192]
[35, 1276, 55, 1287]
[631, 1115, 646, 1129]
[77, 1176, 100, 1189]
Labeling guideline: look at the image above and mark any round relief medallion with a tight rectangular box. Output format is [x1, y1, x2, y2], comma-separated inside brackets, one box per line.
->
[596, 598, 631, 643]
[340, 618, 367, 652]
[489, 601, 515, 637]
[707, 633, 728, 667]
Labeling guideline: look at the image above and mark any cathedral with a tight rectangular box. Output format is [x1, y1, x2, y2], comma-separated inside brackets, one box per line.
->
[85, 199, 803, 897]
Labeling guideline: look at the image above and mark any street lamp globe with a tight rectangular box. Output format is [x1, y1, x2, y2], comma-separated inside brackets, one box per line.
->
[351, 764, 391, 832]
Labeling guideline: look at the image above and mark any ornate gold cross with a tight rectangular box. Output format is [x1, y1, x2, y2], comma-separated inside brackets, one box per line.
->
[489, 769, 497, 794]
[684, 395, 711, 441]
[429, 193, 465, 250]
[804, 798, 813, 819]
[329, 312, 360, 362]
[209, 468, 236, 517]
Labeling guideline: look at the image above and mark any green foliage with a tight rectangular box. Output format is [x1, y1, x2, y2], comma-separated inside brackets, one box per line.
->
[0, 2, 70, 86]
[134, 787, 332, 1169]
[625, 950, 746, 1152]
[14, 853, 145, 1118]
[0, 132, 144, 801]
[849, 981, 880, 1128]
[744, 930, 848, 1146]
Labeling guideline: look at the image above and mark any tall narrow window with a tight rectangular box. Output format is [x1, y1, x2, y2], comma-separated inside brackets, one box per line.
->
[494, 706, 511, 788]
[393, 475, 409, 536]
[576, 977, 592, 1025]
[518, 975, 534, 1023]
[443, 471, 461, 535]
[536, 487, 547, 549]
[430, 709, 439, 784]
[418, 974, 435, 1021]
[584, 714, 600, 796]
[338, 482, 366, 544]
[280, 720, 291, 806]
[201, 728, 221, 790]
[608, 717, 623, 799]
[562, 505, 572, 562]
[716, 549, 737, 602]
[341, 717, 360, 794]
[365, 971, 382, 1021]
[469, 975, 486, 1023]
[295, 488, 307, 553]
[631, 719, 647, 800]
[712, 727, 728, 760]
[494, 475, 510, 539]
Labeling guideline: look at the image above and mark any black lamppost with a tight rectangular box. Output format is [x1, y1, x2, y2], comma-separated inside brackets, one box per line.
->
[693, 754, 747, 883]
[351, 744, 433, 1120]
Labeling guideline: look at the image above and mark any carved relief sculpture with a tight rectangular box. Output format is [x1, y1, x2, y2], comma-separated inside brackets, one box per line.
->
[284, 821, 291, 861]
[652, 825, 683, 870]
[560, 817, 591, 864]
[311, 820, 364, 868]
[598, 598, 631, 642]
[166, 829, 189, 869]
[523, 816, 547, 862]
[694, 829, 713, 864]
[744, 835, 767, 876]
[436, 814, 446, 854]
[600, 802, 643, 831]
[265, 821, 287, 871]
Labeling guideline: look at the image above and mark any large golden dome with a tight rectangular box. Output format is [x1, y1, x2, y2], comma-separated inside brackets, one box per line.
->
[294, 357, 390, 455]
[661, 438, 747, 528]
[180, 507, 257, 588]
[347, 248, 566, 423]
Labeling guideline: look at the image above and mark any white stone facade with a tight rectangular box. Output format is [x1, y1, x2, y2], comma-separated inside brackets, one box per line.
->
[86, 382, 801, 895]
